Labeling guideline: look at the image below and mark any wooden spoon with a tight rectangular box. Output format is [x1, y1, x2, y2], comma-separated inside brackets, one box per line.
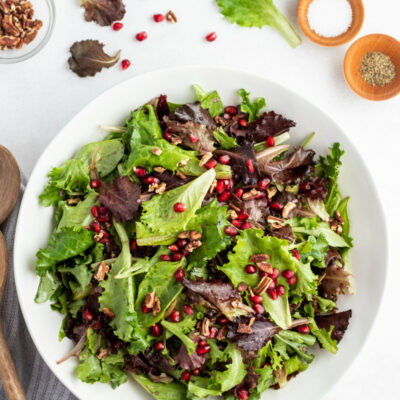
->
[0, 145, 26, 400]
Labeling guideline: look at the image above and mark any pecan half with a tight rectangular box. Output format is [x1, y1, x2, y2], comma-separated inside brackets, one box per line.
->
[250, 254, 270, 263]
[166, 10, 177, 23]
[199, 152, 213, 167]
[201, 317, 210, 336]
[145, 291, 156, 309]
[253, 276, 273, 295]
[256, 262, 273, 274]
[94, 261, 110, 282]
[237, 323, 252, 334]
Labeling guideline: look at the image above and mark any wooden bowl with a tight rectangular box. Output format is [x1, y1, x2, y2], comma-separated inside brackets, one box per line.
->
[344, 34, 400, 101]
[297, 0, 364, 47]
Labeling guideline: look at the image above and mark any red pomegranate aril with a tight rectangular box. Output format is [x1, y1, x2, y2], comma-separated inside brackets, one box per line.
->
[224, 106, 237, 116]
[142, 305, 151, 313]
[163, 132, 172, 142]
[257, 178, 270, 189]
[237, 388, 249, 400]
[239, 119, 247, 127]
[121, 59, 131, 70]
[237, 210, 249, 221]
[178, 239, 188, 248]
[250, 294, 263, 304]
[241, 221, 252, 230]
[134, 167, 147, 177]
[245, 264, 257, 274]
[205, 32, 217, 42]
[218, 191, 231, 202]
[270, 201, 283, 210]
[253, 303, 265, 315]
[268, 280, 276, 290]
[183, 305, 194, 315]
[199, 339, 207, 347]
[130, 240, 136, 252]
[91, 205, 99, 218]
[160, 254, 172, 262]
[168, 244, 179, 252]
[172, 252, 183, 261]
[209, 326, 218, 338]
[170, 310, 180, 323]
[224, 226, 238, 236]
[223, 113, 232, 120]
[112, 22, 123, 31]
[90, 179, 101, 189]
[154, 341, 164, 351]
[299, 182, 311, 192]
[82, 309, 93, 321]
[192, 368, 201, 376]
[298, 325, 311, 334]
[174, 202, 187, 212]
[175, 267, 185, 282]
[205, 159, 217, 169]
[152, 323, 161, 337]
[232, 219, 243, 228]
[267, 288, 278, 300]
[188, 133, 198, 143]
[93, 322, 101, 330]
[90, 220, 101, 233]
[99, 206, 107, 214]
[276, 285, 285, 296]
[269, 268, 280, 280]
[136, 31, 148, 41]
[282, 269, 295, 279]
[143, 176, 158, 185]
[234, 188, 244, 198]
[196, 345, 211, 355]
[153, 13, 165, 22]
[223, 179, 232, 189]
[181, 371, 190, 382]
[246, 159, 254, 173]
[217, 316, 229, 325]
[266, 136, 275, 147]
[287, 276, 297, 285]
[99, 237, 110, 244]
[292, 249, 301, 260]
[218, 155, 230, 164]
[216, 180, 225, 194]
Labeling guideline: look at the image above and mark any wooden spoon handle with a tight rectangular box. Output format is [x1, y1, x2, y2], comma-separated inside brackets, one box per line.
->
[0, 322, 26, 400]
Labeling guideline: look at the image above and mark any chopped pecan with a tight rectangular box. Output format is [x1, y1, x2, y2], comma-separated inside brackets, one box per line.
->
[66, 197, 81, 205]
[256, 262, 273, 274]
[2, 14, 18, 36]
[228, 209, 238, 220]
[216, 325, 228, 340]
[231, 300, 254, 313]
[94, 261, 109, 282]
[267, 216, 285, 230]
[155, 182, 166, 194]
[97, 348, 108, 360]
[154, 166, 166, 173]
[266, 186, 277, 199]
[176, 171, 187, 179]
[179, 158, 189, 167]
[152, 297, 161, 316]
[282, 201, 297, 219]
[209, 179, 217, 193]
[178, 231, 190, 239]
[253, 276, 273, 295]
[250, 254, 270, 263]
[171, 135, 182, 145]
[334, 210, 344, 224]
[166, 10, 177, 23]
[242, 189, 261, 201]
[330, 220, 339, 232]
[201, 317, 210, 336]
[145, 291, 156, 309]
[152, 147, 162, 155]
[189, 231, 202, 240]
[184, 240, 202, 253]
[23, 29, 37, 44]
[0, 34, 18, 47]
[102, 307, 115, 319]
[199, 152, 213, 167]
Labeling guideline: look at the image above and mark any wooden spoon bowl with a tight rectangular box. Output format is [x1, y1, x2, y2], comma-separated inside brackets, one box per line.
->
[344, 34, 400, 101]
[297, 0, 364, 47]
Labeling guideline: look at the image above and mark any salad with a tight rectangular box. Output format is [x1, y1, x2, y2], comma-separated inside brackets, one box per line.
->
[35, 86, 353, 400]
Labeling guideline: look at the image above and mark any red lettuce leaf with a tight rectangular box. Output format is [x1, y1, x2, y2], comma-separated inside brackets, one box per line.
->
[174, 102, 216, 128]
[315, 310, 352, 342]
[174, 342, 206, 370]
[81, 0, 126, 27]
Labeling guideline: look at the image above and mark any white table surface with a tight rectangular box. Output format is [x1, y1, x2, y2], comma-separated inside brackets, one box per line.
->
[1, 0, 399, 398]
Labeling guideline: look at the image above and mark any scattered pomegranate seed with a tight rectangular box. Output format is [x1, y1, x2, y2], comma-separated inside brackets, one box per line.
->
[250, 294, 263, 304]
[239, 119, 248, 127]
[237, 388, 249, 400]
[134, 167, 147, 177]
[170, 310, 180, 323]
[90, 220, 101, 233]
[237, 210, 248, 221]
[121, 59, 131, 70]
[266, 136, 275, 147]
[224, 226, 238, 236]
[269, 268, 280, 280]
[130, 240, 136, 252]
[217, 316, 229, 325]
[270, 201, 283, 210]
[181, 371, 190, 382]
[257, 178, 270, 189]
[163, 132, 172, 141]
[253, 303, 265, 314]
[282, 269, 294, 279]
[136, 31, 148, 41]
[112, 22, 123, 31]
[216, 180, 225, 194]
[267, 288, 278, 300]
[276, 285, 285, 296]
[205, 32, 217, 42]
[232, 219, 243, 228]
[224, 106, 237, 116]
[218, 155, 230, 164]
[152, 323, 161, 337]
[153, 13, 165, 22]
[234, 188, 244, 198]
[268, 280, 276, 290]
[223, 179, 232, 189]
[209, 326, 218, 338]
[188, 134, 198, 143]
[196, 344, 211, 355]
[143, 176, 158, 185]
[154, 341, 164, 351]
[292, 249, 301, 260]
[218, 191, 231, 202]
[287, 276, 297, 285]
[245, 264, 257, 274]
[298, 325, 311, 334]
[90, 179, 101, 189]
[183, 305, 194, 315]
[142, 305, 151, 313]
[199, 339, 207, 347]
[174, 202, 186, 212]
[175, 267, 185, 282]
[169, 244, 179, 252]
[160, 254, 172, 262]
[177, 239, 188, 248]
[241, 221, 252, 230]
[205, 159, 217, 169]
[82, 309, 93, 321]
[192, 368, 201, 376]
[91, 205, 99, 218]
[246, 159, 254, 173]
[172, 252, 182, 261]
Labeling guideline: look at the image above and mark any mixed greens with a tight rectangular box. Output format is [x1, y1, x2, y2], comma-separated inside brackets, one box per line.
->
[35, 86, 353, 399]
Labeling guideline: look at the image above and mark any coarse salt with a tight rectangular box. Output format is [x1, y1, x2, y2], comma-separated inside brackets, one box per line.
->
[307, 0, 353, 38]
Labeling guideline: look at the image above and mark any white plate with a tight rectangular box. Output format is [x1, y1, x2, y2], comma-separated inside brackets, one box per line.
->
[14, 66, 388, 400]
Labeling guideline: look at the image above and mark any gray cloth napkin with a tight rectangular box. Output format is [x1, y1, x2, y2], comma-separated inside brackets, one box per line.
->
[0, 183, 77, 400]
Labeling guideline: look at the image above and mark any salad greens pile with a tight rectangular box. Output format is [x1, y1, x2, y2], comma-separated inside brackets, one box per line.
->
[35, 85, 353, 399]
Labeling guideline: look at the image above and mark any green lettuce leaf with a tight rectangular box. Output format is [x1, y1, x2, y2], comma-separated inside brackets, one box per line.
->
[193, 84, 224, 117]
[213, 127, 238, 149]
[316, 143, 344, 182]
[162, 317, 197, 354]
[298, 234, 329, 268]
[238, 88, 266, 122]
[309, 318, 338, 354]
[132, 374, 187, 400]
[34, 270, 61, 304]
[58, 263, 93, 300]
[274, 330, 315, 364]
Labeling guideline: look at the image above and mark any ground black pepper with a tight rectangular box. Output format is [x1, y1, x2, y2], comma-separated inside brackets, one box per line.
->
[360, 51, 396, 87]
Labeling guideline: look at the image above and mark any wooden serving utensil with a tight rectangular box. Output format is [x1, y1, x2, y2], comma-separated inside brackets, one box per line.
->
[0, 145, 26, 400]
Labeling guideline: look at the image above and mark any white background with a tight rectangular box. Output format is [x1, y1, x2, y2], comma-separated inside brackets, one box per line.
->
[1, 0, 399, 398]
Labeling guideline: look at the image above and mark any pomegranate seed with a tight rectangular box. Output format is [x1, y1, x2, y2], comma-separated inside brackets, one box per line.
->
[188, 133, 198, 143]
[205, 32, 217, 42]
[223, 113, 232, 120]
[154, 341, 164, 351]
[90, 179, 101, 189]
[257, 178, 270, 189]
[183, 305, 194, 315]
[160, 254, 172, 261]
[232, 219, 243, 228]
[163, 132, 172, 142]
[112, 22, 123, 31]
[276, 285, 285, 296]
[260, 271, 267, 278]
[181, 371, 190, 382]
[270, 201, 283, 210]
[266, 136, 275, 147]
[287, 276, 297, 285]
[268, 280, 276, 290]
[267, 288, 278, 300]
[246, 159, 254, 173]
[178, 239, 188, 248]
[130, 240, 136, 252]
[192, 368, 201, 376]
[172, 252, 182, 261]
[99, 206, 107, 214]
[245, 264, 257, 274]
[223, 179, 232, 189]
[82, 309, 93, 321]
[217, 316, 229, 325]
[170, 310, 180, 323]
[121, 59, 131, 70]
[199, 340, 207, 347]
[175, 267, 185, 282]
[253, 303, 265, 314]
[282, 269, 295, 279]
[91, 205, 99, 218]
[174, 202, 186, 212]
[218, 191, 231, 202]
[218, 155, 230, 164]
[224, 226, 238, 236]
[216, 180, 225, 193]
[142, 305, 151, 313]
[237, 210, 249, 221]
[250, 294, 263, 304]
[168, 244, 179, 252]
[224, 106, 237, 116]
[90, 220, 101, 233]
[298, 325, 311, 334]
[292, 249, 301, 260]
[209, 326, 218, 338]
[152, 323, 161, 337]
[300, 182, 311, 191]
[93, 322, 101, 330]
[205, 159, 217, 169]
[234, 188, 244, 198]
[136, 31, 148, 41]
[239, 119, 247, 127]
[269, 268, 280, 280]
[153, 13, 165, 22]
[237, 388, 249, 400]
[241, 221, 252, 230]
[99, 237, 110, 244]
[143, 176, 158, 185]
[196, 345, 211, 355]
[134, 167, 147, 177]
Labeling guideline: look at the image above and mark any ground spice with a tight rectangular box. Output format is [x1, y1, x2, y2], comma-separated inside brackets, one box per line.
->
[360, 52, 396, 87]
